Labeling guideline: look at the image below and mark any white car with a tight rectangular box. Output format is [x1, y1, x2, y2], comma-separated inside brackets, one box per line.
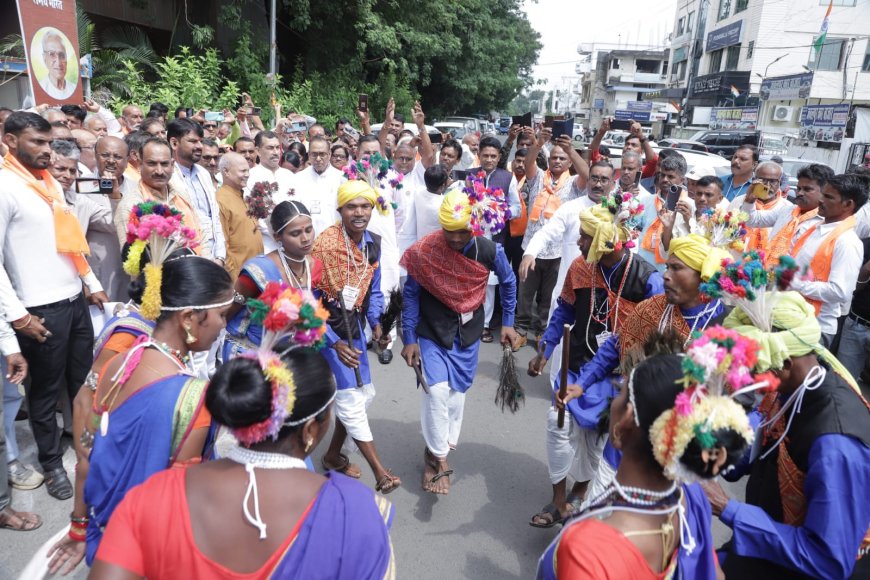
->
[600, 145, 731, 176]
[433, 122, 472, 141]
[370, 122, 439, 137]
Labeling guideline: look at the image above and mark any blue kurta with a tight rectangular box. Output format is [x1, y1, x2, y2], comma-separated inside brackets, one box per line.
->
[402, 240, 516, 393]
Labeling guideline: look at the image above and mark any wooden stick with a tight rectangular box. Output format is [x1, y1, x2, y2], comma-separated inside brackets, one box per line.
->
[557, 324, 571, 429]
[336, 289, 364, 388]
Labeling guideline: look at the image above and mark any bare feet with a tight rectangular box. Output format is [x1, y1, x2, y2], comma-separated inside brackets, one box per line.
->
[423, 448, 453, 495]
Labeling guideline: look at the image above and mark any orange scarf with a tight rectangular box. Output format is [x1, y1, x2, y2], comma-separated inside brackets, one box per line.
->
[766, 207, 819, 265]
[138, 181, 204, 253]
[509, 176, 528, 237]
[529, 170, 569, 222]
[745, 197, 781, 254]
[790, 215, 857, 315]
[2, 154, 91, 276]
[640, 195, 668, 264]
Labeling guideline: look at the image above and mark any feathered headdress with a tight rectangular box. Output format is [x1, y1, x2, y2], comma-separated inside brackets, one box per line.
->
[232, 282, 330, 446]
[599, 188, 645, 250]
[697, 207, 748, 252]
[122, 202, 199, 319]
[647, 326, 775, 482]
[342, 152, 403, 215]
[459, 170, 512, 237]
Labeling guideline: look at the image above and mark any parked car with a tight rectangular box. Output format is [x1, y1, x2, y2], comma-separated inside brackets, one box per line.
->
[695, 130, 788, 158]
[600, 145, 731, 177]
[497, 117, 511, 134]
[433, 122, 471, 141]
[369, 122, 439, 139]
[657, 138, 709, 152]
[761, 155, 833, 194]
[440, 116, 482, 135]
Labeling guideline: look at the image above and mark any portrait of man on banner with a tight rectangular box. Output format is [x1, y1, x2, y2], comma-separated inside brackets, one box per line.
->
[30, 27, 79, 101]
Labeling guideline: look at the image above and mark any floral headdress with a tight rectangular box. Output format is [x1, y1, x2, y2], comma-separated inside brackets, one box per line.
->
[647, 326, 777, 482]
[699, 251, 800, 331]
[232, 282, 330, 446]
[342, 152, 403, 215]
[459, 170, 512, 237]
[122, 202, 199, 319]
[599, 189, 644, 251]
[697, 207, 748, 252]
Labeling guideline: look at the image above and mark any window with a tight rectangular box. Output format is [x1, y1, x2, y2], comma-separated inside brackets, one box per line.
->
[611, 58, 621, 69]
[677, 17, 686, 36]
[735, 0, 749, 12]
[821, 0, 855, 6]
[709, 49, 724, 73]
[725, 45, 741, 70]
[808, 37, 846, 71]
[747, 40, 754, 59]
[678, 61, 687, 80]
[687, 11, 694, 33]
[718, 0, 731, 21]
[862, 41, 870, 72]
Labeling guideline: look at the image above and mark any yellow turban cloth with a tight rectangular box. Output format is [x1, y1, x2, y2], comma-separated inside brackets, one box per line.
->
[579, 205, 626, 263]
[724, 291, 859, 393]
[439, 189, 472, 231]
[337, 180, 379, 210]
[669, 234, 731, 282]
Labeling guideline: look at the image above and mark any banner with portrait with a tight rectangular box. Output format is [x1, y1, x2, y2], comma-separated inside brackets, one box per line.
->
[15, 0, 83, 105]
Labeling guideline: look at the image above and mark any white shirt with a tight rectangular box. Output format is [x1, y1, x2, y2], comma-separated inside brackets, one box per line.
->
[0, 168, 102, 320]
[293, 165, 342, 236]
[0, 318, 19, 356]
[395, 163, 427, 258]
[247, 164, 297, 252]
[39, 75, 76, 100]
[790, 220, 863, 335]
[739, 195, 820, 245]
[854, 203, 870, 239]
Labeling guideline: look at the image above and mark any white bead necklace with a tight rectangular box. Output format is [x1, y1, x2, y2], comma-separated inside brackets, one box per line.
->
[278, 250, 310, 290]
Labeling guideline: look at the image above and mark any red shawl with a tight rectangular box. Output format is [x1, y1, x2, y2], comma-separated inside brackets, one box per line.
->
[401, 231, 489, 314]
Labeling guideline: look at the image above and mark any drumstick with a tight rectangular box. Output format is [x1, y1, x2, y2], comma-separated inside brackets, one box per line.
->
[557, 324, 571, 429]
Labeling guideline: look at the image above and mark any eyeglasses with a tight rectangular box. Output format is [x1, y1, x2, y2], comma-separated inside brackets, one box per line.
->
[43, 50, 67, 62]
[588, 175, 611, 184]
[201, 155, 220, 162]
[202, 124, 217, 130]
[754, 176, 780, 187]
[332, 153, 348, 160]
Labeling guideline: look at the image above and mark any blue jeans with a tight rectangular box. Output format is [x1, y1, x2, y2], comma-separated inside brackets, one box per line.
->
[2, 358, 23, 463]
[837, 317, 870, 382]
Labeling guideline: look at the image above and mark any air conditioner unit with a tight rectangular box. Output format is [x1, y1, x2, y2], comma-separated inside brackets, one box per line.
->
[772, 105, 794, 122]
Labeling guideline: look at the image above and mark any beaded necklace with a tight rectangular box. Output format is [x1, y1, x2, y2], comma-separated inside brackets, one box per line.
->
[584, 252, 632, 354]
[278, 250, 310, 290]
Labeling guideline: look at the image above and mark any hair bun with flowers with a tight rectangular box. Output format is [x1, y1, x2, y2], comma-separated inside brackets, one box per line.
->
[698, 207, 748, 252]
[600, 188, 644, 250]
[122, 202, 199, 319]
[231, 282, 331, 446]
[459, 170, 512, 237]
[647, 326, 778, 482]
[342, 152, 403, 215]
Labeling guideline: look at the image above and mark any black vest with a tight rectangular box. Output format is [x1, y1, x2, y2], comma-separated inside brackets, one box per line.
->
[569, 255, 657, 371]
[723, 365, 870, 579]
[469, 167, 513, 244]
[325, 232, 381, 341]
[415, 237, 497, 349]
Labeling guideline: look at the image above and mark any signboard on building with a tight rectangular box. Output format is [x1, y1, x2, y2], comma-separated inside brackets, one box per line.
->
[799, 103, 849, 143]
[709, 106, 759, 130]
[689, 71, 750, 103]
[706, 20, 742, 52]
[627, 101, 653, 112]
[615, 109, 651, 122]
[760, 72, 813, 101]
[593, 98, 605, 109]
[673, 46, 688, 63]
[15, 0, 83, 105]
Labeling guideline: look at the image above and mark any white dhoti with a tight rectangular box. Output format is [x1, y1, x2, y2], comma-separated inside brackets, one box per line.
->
[585, 452, 617, 505]
[545, 406, 606, 485]
[334, 384, 376, 454]
[420, 381, 467, 458]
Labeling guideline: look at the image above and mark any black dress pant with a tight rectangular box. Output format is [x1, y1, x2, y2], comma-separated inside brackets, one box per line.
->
[18, 293, 93, 471]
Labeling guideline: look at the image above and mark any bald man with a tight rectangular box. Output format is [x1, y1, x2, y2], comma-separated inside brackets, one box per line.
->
[216, 152, 262, 279]
[83, 115, 108, 139]
[71, 129, 97, 175]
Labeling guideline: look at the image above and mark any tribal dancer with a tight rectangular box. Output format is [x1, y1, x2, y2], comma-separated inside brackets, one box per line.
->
[313, 180, 401, 494]
[705, 292, 870, 578]
[528, 194, 662, 527]
[400, 187, 517, 495]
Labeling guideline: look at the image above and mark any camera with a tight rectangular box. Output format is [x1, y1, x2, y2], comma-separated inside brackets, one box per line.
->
[99, 178, 113, 194]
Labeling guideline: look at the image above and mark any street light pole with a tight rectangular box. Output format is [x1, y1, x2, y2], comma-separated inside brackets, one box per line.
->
[756, 54, 787, 132]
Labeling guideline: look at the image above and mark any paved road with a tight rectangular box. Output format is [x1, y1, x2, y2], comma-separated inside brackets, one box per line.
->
[1, 335, 741, 579]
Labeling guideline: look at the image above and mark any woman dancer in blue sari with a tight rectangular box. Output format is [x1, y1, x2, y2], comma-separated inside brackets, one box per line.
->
[91, 348, 395, 578]
[46, 255, 234, 574]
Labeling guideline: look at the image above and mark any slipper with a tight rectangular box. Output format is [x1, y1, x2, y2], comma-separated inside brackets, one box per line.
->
[375, 470, 402, 494]
[321, 453, 362, 479]
[529, 503, 563, 528]
[0, 507, 43, 532]
[481, 329, 494, 343]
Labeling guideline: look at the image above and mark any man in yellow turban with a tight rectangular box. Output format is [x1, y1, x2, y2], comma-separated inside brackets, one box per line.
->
[527, 197, 663, 527]
[703, 291, 870, 578]
[312, 178, 401, 494]
[399, 188, 517, 495]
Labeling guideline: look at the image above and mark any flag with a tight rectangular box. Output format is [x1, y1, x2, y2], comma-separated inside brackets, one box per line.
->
[814, 0, 833, 55]
[730, 85, 741, 98]
[670, 100, 682, 112]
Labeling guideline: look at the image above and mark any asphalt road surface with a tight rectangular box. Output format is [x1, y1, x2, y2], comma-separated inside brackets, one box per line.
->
[1, 333, 741, 579]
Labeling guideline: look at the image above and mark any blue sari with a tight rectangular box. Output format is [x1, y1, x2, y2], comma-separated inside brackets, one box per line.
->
[224, 255, 282, 360]
[84, 374, 208, 564]
[537, 483, 719, 579]
[270, 472, 396, 579]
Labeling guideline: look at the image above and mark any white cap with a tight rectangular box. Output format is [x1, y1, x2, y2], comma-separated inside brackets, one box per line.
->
[686, 165, 716, 181]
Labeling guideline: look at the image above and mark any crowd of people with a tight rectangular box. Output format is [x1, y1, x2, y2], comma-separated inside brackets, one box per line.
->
[0, 92, 867, 579]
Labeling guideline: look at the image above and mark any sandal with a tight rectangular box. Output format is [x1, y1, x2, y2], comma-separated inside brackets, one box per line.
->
[424, 448, 454, 485]
[321, 453, 362, 479]
[481, 329, 494, 343]
[0, 507, 43, 532]
[529, 503, 563, 528]
[375, 470, 402, 494]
